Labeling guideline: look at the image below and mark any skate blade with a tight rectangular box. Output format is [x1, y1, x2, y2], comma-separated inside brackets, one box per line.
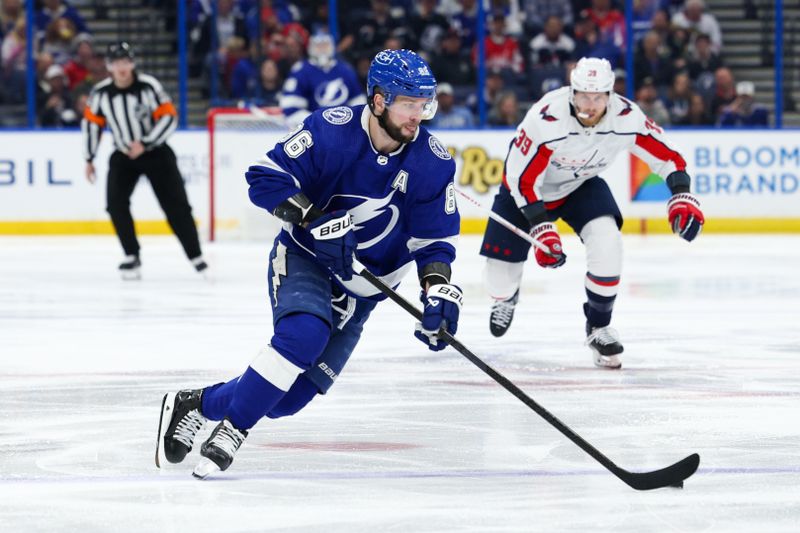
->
[121, 268, 141, 281]
[192, 458, 220, 479]
[155, 392, 176, 469]
[593, 353, 622, 369]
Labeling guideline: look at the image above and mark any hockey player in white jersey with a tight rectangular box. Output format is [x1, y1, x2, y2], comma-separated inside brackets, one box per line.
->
[480, 57, 704, 369]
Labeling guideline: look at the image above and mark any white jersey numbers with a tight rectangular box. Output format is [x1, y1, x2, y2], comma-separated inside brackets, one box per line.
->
[284, 130, 314, 158]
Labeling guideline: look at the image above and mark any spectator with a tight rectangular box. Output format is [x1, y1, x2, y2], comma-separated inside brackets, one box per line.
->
[231, 55, 283, 105]
[648, 9, 685, 62]
[245, 0, 298, 42]
[521, 0, 574, 38]
[718, 81, 768, 127]
[338, 0, 405, 62]
[408, 0, 450, 57]
[191, 0, 248, 78]
[665, 71, 693, 125]
[709, 66, 735, 118]
[473, 11, 524, 80]
[612, 67, 627, 96]
[633, 30, 674, 90]
[635, 77, 670, 125]
[1, 16, 26, 102]
[488, 90, 523, 126]
[572, 15, 622, 67]
[430, 27, 475, 86]
[63, 35, 94, 90]
[686, 92, 713, 125]
[631, 0, 660, 42]
[41, 17, 79, 65]
[71, 51, 108, 95]
[279, 33, 366, 126]
[35, 0, 90, 43]
[1, 0, 23, 39]
[686, 32, 722, 82]
[580, 0, 625, 51]
[671, 0, 722, 53]
[529, 15, 575, 68]
[467, 68, 505, 115]
[38, 64, 74, 126]
[427, 82, 475, 128]
[450, 0, 479, 49]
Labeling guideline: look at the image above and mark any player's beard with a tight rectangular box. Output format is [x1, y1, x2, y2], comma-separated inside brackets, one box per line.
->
[378, 111, 416, 144]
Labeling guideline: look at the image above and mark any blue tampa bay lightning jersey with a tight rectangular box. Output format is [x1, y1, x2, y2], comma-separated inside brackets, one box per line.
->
[279, 60, 366, 125]
[246, 105, 460, 301]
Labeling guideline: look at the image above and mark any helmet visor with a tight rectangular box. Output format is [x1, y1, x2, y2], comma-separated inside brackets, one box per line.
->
[389, 96, 438, 121]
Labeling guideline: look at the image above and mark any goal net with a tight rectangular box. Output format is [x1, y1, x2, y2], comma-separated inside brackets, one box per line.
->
[207, 107, 292, 241]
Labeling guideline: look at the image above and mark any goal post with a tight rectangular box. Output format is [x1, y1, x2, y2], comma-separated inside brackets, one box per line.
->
[207, 106, 291, 242]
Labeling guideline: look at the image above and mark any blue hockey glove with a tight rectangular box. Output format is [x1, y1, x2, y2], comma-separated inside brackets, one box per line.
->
[414, 284, 463, 351]
[307, 210, 357, 281]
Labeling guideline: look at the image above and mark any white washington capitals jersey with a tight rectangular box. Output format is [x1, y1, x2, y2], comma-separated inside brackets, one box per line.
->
[280, 60, 367, 126]
[246, 105, 459, 300]
[503, 87, 686, 208]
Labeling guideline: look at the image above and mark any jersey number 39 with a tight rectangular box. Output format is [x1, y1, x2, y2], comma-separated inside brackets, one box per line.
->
[513, 128, 532, 156]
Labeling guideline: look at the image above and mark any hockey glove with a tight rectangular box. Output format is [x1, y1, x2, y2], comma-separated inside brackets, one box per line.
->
[414, 284, 463, 351]
[307, 210, 357, 281]
[667, 193, 704, 242]
[530, 222, 566, 268]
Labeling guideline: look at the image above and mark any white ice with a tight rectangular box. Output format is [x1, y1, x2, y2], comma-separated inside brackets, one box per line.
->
[1, 234, 799, 532]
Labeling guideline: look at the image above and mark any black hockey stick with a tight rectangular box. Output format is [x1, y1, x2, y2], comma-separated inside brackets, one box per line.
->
[357, 266, 700, 491]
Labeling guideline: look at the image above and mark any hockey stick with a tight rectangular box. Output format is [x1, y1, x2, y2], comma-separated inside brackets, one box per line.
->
[454, 188, 549, 252]
[355, 262, 700, 491]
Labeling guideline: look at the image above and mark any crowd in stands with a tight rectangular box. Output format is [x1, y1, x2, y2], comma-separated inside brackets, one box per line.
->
[0, 0, 770, 128]
[0, 0, 106, 126]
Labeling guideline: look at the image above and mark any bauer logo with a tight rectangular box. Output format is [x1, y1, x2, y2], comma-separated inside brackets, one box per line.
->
[429, 136, 451, 160]
[322, 106, 353, 125]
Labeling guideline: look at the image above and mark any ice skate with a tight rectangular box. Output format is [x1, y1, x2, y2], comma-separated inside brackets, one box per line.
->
[585, 324, 624, 369]
[191, 256, 209, 279]
[155, 389, 208, 468]
[119, 254, 141, 280]
[193, 418, 248, 479]
[489, 290, 519, 337]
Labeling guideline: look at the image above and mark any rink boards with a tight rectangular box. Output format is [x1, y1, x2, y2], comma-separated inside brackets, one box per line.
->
[0, 128, 798, 237]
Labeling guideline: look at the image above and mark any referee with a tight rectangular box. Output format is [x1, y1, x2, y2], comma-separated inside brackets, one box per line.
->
[82, 41, 207, 279]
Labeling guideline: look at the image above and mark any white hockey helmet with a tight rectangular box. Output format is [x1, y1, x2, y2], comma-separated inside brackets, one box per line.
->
[570, 57, 614, 95]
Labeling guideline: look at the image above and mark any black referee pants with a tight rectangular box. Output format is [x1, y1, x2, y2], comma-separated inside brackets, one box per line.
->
[106, 144, 202, 260]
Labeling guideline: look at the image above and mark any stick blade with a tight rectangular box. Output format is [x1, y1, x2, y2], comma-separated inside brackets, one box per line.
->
[618, 453, 700, 491]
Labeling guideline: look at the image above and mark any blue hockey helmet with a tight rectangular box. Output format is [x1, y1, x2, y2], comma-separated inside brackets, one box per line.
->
[367, 49, 438, 120]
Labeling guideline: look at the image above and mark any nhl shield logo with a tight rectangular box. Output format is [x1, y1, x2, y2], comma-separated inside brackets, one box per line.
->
[322, 106, 353, 125]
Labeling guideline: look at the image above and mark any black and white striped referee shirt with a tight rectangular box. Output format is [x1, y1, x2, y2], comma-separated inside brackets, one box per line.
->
[81, 72, 177, 162]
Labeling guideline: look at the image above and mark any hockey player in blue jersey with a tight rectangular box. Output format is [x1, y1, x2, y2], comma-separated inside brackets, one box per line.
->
[280, 33, 367, 126]
[156, 49, 463, 478]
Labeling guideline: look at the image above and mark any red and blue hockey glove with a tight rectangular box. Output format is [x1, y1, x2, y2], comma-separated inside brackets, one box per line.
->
[530, 222, 566, 268]
[307, 210, 357, 281]
[414, 284, 463, 351]
[667, 193, 704, 242]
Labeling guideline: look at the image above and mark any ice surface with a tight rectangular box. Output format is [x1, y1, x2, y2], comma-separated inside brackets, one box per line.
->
[1, 235, 798, 532]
